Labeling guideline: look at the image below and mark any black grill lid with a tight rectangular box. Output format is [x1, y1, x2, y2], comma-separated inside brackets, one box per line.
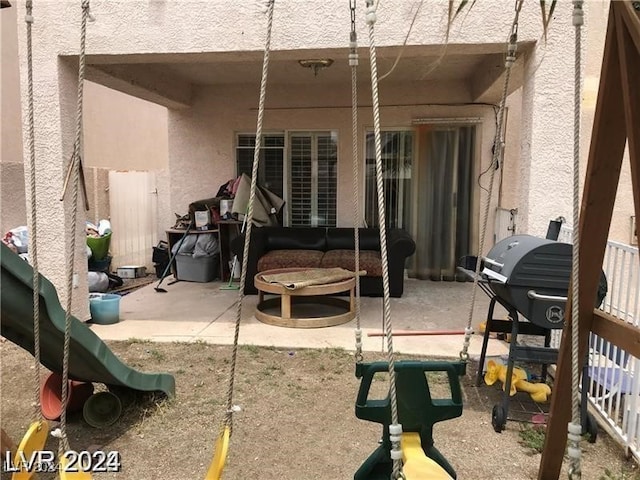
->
[483, 235, 572, 288]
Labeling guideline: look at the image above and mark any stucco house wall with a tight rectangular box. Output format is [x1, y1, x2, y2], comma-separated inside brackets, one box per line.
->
[10, 0, 578, 317]
[2, 3, 169, 318]
[167, 80, 496, 231]
[5, 0, 636, 318]
[1, 2, 26, 234]
[156, 0, 578, 238]
[499, 0, 635, 245]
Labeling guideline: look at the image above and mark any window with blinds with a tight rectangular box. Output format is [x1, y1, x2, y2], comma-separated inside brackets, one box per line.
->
[236, 132, 337, 227]
[365, 131, 414, 229]
[236, 134, 284, 199]
[289, 132, 337, 227]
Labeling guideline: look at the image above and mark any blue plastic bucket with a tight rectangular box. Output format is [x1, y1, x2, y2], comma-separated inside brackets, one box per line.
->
[89, 293, 121, 325]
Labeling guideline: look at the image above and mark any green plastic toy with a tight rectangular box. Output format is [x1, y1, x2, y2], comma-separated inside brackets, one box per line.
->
[354, 361, 465, 480]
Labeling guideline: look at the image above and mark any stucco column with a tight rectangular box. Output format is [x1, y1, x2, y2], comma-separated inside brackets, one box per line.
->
[519, 31, 576, 237]
[17, 29, 90, 320]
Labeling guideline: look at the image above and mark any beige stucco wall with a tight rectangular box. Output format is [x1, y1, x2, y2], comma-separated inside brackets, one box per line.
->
[83, 81, 168, 171]
[2, 3, 168, 319]
[499, 0, 635, 244]
[167, 80, 497, 237]
[500, 88, 523, 213]
[8, 0, 584, 316]
[5, 0, 637, 317]
[1, 4, 26, 234]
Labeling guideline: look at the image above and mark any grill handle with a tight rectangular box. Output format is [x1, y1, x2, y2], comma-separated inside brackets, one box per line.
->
[482, 257, 504, 269]
[527, 290, 568, 302]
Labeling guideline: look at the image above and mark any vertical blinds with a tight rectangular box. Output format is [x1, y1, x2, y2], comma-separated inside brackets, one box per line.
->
[236, 134, 285, 199]
[236, 132, 337, 227]
[364, 131, 413, 229]
[289, 135, 313, 226]
[289, 133, 337, 227]
[316, 134, 337, 227]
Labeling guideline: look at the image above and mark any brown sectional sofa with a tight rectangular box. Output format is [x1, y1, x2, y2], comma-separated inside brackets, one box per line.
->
[231, 227, 416, 297]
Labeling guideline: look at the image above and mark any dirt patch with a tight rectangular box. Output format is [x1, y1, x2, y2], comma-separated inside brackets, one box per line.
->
[1, 339, 637, 479]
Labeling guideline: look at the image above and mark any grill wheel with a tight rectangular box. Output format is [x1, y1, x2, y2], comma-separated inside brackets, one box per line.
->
[492, 404, 506, 433]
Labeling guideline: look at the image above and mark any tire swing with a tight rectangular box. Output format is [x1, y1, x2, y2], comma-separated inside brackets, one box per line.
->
[351, 1, 526, 479]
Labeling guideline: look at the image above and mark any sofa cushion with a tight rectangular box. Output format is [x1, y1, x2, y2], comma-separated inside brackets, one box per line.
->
[325, 228, 381, 251]
[320, 249, 382, 277]
[264, 227, 327, 251]
[257, 249, 324, 271]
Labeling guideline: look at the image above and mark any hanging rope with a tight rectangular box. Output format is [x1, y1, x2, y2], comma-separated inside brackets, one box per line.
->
[224, 0, 275, 435]
[459, 0, 524, 362]
[350, 0, 363, 364]
[24, 0, 45, 425]
[59, 0, 91, 456]
[568, 1, 584, 478]
[364, 1, 403, 478]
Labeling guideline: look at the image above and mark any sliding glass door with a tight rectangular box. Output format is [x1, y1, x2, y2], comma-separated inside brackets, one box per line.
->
[365, 126, 475, 281]
[413, 125, 475, 281]
[364, 131, 413, 229]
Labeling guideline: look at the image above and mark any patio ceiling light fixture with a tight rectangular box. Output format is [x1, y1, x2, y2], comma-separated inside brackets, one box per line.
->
[298, 59, 334, 76]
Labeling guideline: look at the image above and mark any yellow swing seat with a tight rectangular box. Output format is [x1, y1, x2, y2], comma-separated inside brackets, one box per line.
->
[205, 425, 230, 480]
[401, 433, 453, 480]
[12, 420, 49, 480]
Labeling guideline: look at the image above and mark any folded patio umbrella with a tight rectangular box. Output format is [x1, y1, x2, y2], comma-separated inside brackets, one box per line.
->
[232, 173, 284, 227]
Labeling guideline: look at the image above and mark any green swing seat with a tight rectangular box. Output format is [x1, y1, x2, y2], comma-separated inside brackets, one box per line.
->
[354, 361, 465, 480]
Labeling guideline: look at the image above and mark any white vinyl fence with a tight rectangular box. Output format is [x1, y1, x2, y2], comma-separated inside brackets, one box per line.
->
[557, 226, 640, 458]
[108, 171, 158, 271]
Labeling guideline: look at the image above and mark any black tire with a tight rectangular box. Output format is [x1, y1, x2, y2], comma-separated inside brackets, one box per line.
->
[492, 404, 506, 432]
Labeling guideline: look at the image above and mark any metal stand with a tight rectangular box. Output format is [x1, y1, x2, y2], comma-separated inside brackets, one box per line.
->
[476, 295, 556, 432]
[477, 293, 597, 440]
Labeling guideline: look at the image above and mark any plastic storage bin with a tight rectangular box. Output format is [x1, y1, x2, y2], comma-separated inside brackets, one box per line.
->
[89, 293, 121, 324]
[175, 254, 218, 283]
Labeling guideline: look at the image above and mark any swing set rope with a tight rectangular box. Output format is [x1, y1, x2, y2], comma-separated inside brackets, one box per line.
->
[205, 4, 276, 478]
[364, 1, 403, 477]
[350, 0, 363, 364]
[25, 0, 44, 427]
[226, 0, 275, 443]
[459, 0, 524, 362]
[59, 0, 91, 457]
[568, 1, 584, 478]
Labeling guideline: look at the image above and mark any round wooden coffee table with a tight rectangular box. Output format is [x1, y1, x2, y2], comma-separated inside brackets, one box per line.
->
[254, 267, 356, 328]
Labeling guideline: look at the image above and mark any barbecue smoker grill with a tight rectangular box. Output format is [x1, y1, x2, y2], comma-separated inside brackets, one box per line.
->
[469, 234, 606, 433]
[483, 235, 572, 329]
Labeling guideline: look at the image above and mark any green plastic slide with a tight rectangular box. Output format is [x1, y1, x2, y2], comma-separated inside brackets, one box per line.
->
[1, 243, 175, 399]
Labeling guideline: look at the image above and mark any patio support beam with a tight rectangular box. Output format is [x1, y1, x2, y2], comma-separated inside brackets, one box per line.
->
[539, 3, 639, 478]
[86, 64, 193, 110]
[469, 52, 524, 103]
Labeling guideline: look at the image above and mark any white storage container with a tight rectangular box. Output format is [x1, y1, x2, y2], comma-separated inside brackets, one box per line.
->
[117, 265, 147, 279]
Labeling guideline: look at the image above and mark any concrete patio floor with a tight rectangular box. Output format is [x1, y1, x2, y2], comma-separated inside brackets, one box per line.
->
[90, 276, 510, 360]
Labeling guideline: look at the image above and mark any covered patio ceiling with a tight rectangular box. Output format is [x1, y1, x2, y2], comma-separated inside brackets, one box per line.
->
[83, 42, 534, 109]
